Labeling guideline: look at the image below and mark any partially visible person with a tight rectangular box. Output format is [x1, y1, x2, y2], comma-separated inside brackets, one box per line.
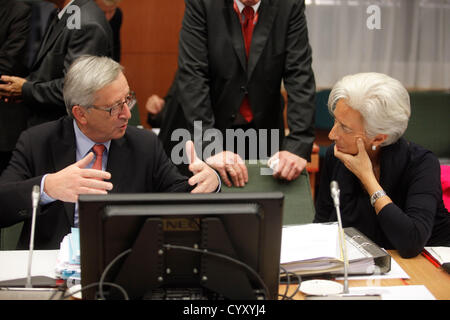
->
[146, 94, 165, 125]
[0, 0, 31, 174]
[0, 55, 220, 250]
[314, 72, 450, 258]
[0, 0, 113, 128]
[95, 0, 122, 62]
[144, 72, 194, 177]
[442, 165, 450, 212]
[161, 0, 316, 187]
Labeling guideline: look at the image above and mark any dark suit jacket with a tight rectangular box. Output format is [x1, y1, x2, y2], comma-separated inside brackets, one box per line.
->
[314, 139, 450, 258]
[162, 0, 316, 160]
[0, 0, 31, 151]
[0, 0, 30, 76]
[0, 117, 192, 249]
[22, 0, 113, 127]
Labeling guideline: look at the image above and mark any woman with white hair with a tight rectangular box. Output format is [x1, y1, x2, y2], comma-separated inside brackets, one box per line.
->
[314, 72, 450, 258]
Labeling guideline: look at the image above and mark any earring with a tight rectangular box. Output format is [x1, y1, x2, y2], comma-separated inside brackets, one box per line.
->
[372, 145, 377, 151]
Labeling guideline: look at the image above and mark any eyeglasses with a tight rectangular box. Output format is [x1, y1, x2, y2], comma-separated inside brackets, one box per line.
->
[88, 91, 136, 117]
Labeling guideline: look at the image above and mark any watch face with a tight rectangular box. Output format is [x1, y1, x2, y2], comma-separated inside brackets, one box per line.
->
[371, 190, 386, 207]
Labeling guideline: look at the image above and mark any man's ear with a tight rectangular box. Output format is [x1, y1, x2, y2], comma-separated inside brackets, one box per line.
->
[72, 105, 88, 125]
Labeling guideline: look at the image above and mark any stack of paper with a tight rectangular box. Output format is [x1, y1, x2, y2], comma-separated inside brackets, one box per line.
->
[0, 250, 58, 287]
[280, 223, 376, 276]
[55, 228, 80, 280]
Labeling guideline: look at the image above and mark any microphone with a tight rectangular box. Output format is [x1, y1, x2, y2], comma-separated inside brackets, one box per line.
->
[26, 185, 40, 288]
[330, 180, 340, 207]
[329, 181, 349, 294]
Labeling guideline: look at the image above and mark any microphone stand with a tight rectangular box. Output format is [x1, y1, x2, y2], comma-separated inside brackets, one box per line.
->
[304, 181, 381, 300]
[0, 186, 63, 299]
[26, 185, 40, 288]
[333, 192, 349, 294]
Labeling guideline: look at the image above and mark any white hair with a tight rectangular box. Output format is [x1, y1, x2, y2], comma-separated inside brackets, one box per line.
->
[63, 55, 124, 117]
[328, 72, 411, 146]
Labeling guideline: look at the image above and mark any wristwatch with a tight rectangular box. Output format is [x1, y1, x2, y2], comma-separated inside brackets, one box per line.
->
[370, 190, 387, 207]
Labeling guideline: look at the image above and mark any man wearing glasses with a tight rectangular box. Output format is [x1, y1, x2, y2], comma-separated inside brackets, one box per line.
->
[0, 56, 220, 250]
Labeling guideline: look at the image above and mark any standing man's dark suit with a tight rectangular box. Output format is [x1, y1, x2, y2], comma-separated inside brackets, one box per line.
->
[0, 117, 192, 249]
[22, 0, 113, 126]
[162, 0, 315, 162]
[0, 0, 31, 173]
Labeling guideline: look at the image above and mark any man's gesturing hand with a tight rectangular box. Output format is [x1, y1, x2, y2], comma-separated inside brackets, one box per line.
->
[186, 140, 220, 193]
[44, 152, 113, 203]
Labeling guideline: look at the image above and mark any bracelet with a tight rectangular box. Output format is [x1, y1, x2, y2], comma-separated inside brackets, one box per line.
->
[370, 190, 387, 207]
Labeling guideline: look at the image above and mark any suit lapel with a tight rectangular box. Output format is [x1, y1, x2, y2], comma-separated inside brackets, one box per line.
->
[33, 15, 66, 70]
[32, 0, 86, 69]
[247, 0, 278, 80]
[52, 118, 77, 226]
[106, 135, 131, 194]
[223, 1, 247, 72]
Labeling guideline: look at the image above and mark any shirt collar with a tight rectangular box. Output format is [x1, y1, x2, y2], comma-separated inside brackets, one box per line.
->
[58, 0, 76, 19]
[235, 0, 261, 13]
[73, 119, 111, 158]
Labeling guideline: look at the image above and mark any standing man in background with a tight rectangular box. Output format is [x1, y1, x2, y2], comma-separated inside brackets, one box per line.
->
[0, 0, 31, 174]
[95, 0, 123, 62]
[0, 0, 113, 128]
[160, 0, 316, 187]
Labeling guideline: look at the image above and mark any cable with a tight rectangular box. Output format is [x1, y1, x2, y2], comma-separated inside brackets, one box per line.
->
[98, 249, 132, 300]
[62, 282, 129, 300]
[48, 282, 67, 300]
[62, 249, 132, 300]
[278, 266, 301, 300]
[278, 266, 290, 300]
[163, 244, 270, 299]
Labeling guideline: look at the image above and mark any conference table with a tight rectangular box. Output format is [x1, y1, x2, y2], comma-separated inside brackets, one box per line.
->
[281, 250, 450, 300]
[0, 248, 448, 300]
[1, 164, 449, 300]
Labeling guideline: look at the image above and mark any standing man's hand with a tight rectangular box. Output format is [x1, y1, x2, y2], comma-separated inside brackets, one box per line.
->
[205, 151, 248, 187]
[269, 151, 307, 181]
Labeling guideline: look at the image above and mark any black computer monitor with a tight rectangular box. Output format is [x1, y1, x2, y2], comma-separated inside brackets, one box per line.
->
[78, 192, 284, 300]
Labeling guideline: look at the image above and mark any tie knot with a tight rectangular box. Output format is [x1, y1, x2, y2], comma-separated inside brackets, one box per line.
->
[242, 6, 254, 20]
[92, 144, 105, 156]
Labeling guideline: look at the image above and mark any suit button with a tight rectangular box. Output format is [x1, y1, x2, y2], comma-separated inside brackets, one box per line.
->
[231, 114, 236, 119]
[240, 86, 248, 94]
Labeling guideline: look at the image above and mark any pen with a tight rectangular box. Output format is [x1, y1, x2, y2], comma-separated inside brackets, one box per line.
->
[421, 250, 441, 268]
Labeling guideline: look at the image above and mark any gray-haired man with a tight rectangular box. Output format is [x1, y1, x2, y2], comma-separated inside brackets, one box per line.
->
[0, 55, 220, 250]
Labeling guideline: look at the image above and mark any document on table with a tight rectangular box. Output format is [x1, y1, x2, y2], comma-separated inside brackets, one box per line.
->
[349, 285, 435, 300]
[280, 223, 389, 275]
[0, 250, 58, 282]
[424, 246, 450, 265]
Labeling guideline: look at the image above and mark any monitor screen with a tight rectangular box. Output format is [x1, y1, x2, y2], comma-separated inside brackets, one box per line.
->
[78, 192, 284, 300]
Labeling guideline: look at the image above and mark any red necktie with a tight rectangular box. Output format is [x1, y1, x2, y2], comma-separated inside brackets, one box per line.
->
[242, 6, 255, 57]
[92, 144, 105, 171]
[238, 6, 256, 123]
